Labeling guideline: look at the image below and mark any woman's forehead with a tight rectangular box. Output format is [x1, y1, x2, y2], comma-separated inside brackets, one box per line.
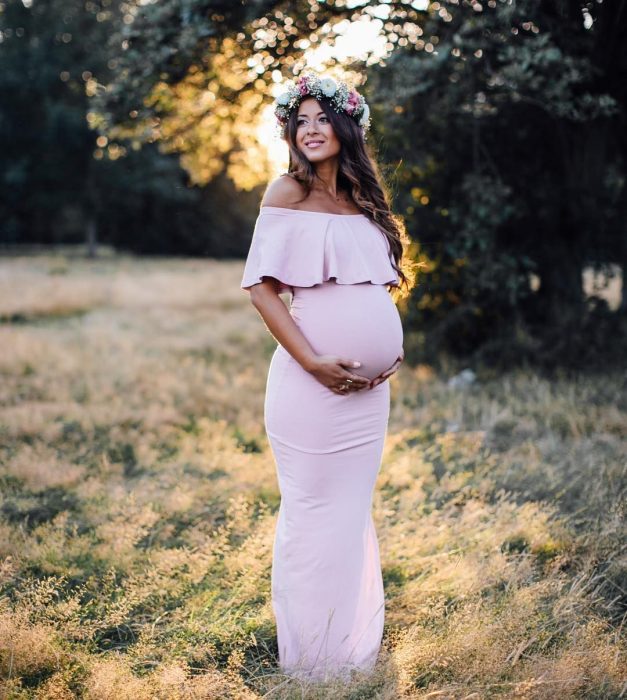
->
[297, 98, 324, 116]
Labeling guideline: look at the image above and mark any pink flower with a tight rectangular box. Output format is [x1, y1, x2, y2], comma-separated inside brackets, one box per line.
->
[345, 90, 361, 115]
[298, 76, 310, 95]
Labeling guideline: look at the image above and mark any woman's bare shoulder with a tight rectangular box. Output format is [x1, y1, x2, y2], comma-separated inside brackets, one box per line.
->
[261, 174, 306, 209]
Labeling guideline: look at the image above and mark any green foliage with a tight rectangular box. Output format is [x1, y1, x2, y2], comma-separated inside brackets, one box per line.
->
[0, 0, 262, 255]
[98, 0, 378, 126]
[0, 0, 96, 243]
[369, 0, 627, 367]
[100, 0, 279, 120]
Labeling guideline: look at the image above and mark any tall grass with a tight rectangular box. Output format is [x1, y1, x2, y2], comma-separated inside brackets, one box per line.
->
[0, 254, 625, 699]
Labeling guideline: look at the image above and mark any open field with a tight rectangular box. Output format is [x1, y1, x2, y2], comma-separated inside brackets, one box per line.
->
[0, 254, 625, 699]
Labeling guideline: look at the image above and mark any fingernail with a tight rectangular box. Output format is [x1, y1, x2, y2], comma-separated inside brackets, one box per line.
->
[353, 362, 360, 367]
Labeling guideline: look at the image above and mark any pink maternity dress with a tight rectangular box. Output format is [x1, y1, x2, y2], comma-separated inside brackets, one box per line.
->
[240, 205, 403, 682]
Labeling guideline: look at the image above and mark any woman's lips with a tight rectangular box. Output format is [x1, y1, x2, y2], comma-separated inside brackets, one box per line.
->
[305, 141, 324, 149]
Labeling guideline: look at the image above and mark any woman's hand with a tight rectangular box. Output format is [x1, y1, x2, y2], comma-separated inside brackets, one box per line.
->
[305, 355, 372, 396]
[367, 348, 404, 390]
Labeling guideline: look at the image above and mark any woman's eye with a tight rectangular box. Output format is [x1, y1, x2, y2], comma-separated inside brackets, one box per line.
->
[297, 117, 327, 125]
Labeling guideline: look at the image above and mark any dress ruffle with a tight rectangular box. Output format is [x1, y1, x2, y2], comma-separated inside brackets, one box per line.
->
[241, 206, 400, 294]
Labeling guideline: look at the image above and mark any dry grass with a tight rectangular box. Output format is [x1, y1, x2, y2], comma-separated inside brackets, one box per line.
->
[0, 254, 625, 699]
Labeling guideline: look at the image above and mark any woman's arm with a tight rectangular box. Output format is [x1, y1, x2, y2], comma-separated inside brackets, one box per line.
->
[248, 278, 371, 395]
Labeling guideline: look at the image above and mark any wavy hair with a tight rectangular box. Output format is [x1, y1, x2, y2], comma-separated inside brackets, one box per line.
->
[281, 94, 417, 299]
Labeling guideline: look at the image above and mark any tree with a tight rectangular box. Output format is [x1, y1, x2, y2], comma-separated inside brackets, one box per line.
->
[0, 0, 265, 255]
[94, 0, 428, 188]
[368, 0, 626, 366]
[0, 0, 122, 245]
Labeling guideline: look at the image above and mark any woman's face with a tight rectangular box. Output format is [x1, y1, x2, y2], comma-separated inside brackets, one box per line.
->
[295, 97, 341, 162]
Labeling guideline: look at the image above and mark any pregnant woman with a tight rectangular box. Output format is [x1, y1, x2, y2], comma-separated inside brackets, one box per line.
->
[241, 72, 413, 682]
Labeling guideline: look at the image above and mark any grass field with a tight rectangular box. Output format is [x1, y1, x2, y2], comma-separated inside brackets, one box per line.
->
[0, 254, 625, 699]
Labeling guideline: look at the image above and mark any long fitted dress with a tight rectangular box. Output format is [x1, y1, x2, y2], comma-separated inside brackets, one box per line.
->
[240, 205, 403, 682]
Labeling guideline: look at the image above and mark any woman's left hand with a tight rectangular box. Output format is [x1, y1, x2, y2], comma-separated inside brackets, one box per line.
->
[368, 348, 404, 390]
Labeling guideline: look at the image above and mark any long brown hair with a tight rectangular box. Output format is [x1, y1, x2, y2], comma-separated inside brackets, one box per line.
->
[282, 94, 416, 299]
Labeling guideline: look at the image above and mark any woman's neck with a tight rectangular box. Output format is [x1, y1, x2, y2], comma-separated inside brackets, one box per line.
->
[313, 162, 340, 198]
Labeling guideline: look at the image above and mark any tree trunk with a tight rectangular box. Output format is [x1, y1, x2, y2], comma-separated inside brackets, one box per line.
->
[84, 152, 98, 258]
[86, 216, 97, 258]
[536, 251, 584, 318]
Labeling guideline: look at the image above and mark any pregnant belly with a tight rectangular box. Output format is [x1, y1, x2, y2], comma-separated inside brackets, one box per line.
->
[290, 280, 404, 381]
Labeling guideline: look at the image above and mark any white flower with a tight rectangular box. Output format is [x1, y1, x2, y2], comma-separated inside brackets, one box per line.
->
[359, 103, 370, 126]
[320, 78, 337, 97]
[276, 91, 292, 106]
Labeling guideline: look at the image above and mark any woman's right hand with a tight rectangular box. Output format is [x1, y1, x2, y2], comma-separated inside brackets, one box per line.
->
[305, 355, 371, 395]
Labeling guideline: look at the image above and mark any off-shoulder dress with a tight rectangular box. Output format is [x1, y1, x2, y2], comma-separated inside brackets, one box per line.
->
[241, 205, 403, 682]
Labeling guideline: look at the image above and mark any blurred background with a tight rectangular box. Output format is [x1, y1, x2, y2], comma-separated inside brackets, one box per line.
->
[1, 0, 625, 369]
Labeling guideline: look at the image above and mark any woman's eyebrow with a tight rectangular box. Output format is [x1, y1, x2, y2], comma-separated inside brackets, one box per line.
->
[297, 111, 325, 117]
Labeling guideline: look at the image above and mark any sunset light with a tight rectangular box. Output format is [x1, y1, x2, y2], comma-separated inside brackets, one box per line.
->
[4, 0, 624, 695]
[257, 16, 390, 177]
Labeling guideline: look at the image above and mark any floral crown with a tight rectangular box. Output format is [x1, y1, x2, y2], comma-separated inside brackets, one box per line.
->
[273, 72, 371, 137]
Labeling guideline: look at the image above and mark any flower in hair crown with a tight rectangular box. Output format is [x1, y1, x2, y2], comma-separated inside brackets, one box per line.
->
[273, 72, 371, 136]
